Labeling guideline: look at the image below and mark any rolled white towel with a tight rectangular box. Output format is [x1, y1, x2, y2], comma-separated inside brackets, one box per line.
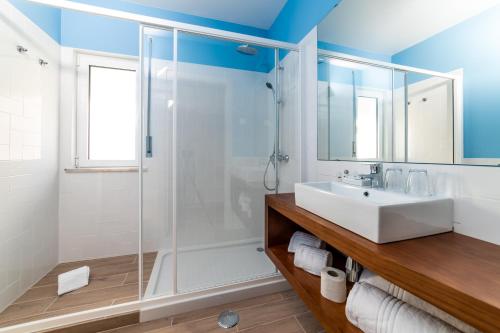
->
[288, 231, 323, 253]
[346, 282, 460, 333]
[58, 266, 90, 296]
[359, 270, 479, 333]
[294, 244, 332, 276]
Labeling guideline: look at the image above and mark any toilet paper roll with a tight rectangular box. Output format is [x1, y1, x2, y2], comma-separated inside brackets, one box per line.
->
[320, 267, 347, 303]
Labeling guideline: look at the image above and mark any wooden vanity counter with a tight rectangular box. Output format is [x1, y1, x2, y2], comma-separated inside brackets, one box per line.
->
[265, 193, 500, 333]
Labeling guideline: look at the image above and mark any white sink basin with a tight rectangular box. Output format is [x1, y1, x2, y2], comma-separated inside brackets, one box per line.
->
[295, 182, 453, 244]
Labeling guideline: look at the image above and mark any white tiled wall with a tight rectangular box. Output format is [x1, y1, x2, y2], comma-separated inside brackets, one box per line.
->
[58, 171, 139, 262]
[0, 4, 60, 312]
[300, 28, 500, 245]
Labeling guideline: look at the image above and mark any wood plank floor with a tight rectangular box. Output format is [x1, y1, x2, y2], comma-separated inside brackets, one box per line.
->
[0, 253, 156, 328]
[101, 290, 326, 333]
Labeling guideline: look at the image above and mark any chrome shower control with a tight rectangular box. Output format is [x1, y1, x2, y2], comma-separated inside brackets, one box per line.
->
[277, 153, 289, 163]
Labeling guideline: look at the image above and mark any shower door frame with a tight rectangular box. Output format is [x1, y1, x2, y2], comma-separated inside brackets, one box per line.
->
[139, 25, 298, 299]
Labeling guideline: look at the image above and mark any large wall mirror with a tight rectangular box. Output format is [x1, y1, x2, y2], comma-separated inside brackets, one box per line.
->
[317, 0, 500, 166]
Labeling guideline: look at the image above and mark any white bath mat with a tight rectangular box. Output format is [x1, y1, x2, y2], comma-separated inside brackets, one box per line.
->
[57, 266, 90, 296]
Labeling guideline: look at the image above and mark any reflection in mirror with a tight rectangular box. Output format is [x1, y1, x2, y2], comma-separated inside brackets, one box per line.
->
[405, 73, 454, 164]
[317, 54, 454, 164]
[318, 57, 393, 161]
[318, 0, 500, 166]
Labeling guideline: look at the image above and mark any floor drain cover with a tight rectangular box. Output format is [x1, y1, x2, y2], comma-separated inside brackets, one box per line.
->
[217, 310, 239, 329]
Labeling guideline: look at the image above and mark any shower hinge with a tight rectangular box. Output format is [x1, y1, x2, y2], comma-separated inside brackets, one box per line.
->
[74, 156, 80, 168]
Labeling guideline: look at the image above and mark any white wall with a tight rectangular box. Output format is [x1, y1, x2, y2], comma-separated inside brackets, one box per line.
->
[58, 47, 140, 262]
[393, 78, 454, 164]
[301, 28, 500, 245]
[0, 3, 60, 312]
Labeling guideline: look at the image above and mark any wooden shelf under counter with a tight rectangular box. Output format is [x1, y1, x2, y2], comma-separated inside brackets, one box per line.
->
[265, 193, 500, 333]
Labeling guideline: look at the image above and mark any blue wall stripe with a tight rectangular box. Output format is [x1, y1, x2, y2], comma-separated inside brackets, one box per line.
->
[10, 0, 274, 73]
[10, 0, 348, 73]
[60, 10, 139, 56]
[61, 10, 273, 73]
[8, 0, 61, 42]
[69, 0, 268, 37]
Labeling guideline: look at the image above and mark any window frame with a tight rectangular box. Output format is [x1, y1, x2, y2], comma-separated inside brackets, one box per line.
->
[76, 52, 139, 168]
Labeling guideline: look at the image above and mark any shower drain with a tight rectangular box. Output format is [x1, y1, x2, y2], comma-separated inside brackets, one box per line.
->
[217, 310, 239, 329]
[256, 247, 264, 252]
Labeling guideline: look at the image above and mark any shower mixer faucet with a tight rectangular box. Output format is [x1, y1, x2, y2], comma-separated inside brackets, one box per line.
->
[269, 151, 289, 166]
[276, 151, 289, 163]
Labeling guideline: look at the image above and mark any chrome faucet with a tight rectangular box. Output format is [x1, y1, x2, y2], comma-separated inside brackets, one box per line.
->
[359, 163, 384, 189]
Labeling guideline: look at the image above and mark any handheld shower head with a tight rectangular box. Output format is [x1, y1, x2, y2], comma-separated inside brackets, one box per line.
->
[266, 81, 278, 105]
[265, 82, 275, 95]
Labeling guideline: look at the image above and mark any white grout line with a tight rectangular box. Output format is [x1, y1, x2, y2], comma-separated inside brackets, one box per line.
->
[294, 314, 308, 333]
[122, 273, 129, 286]
[42, 298, 59, 313]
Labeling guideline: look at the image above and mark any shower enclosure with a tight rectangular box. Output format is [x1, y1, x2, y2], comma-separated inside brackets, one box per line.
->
[0, 2, 300, 328]
[140, 26, 300, 298]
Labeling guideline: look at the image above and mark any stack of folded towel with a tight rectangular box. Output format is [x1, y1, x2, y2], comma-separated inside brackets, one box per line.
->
[346, 269, 478, 333]
[288, 231, 324, 253]
[294, 244, 332, 276]
[289, 231, 331, 276]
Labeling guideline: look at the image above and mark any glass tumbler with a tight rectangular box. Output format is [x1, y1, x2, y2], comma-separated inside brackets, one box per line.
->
[384, 168, 404, 192]
[406, 169, 430, 196]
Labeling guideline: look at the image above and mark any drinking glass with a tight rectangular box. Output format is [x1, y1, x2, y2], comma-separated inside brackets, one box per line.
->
[384, 168, 404, 192]
[406, 169, 430, 196]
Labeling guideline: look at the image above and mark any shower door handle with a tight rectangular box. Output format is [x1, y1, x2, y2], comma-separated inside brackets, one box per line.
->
[145, 135, 152, 157]
[145, 37, 153, 158]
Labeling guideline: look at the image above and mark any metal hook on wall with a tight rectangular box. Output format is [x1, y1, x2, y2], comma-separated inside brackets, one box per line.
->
[38, 59, 48, 66]
[16, 45, 28, 53]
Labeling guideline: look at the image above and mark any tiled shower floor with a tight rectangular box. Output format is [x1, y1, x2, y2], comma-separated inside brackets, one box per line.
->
[0, 253, 156, 328]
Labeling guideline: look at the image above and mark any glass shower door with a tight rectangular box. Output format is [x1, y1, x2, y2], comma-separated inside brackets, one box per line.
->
[141, 28, 300, 298]
[140, 26, 175, 298]
[175, 32, 277, 293]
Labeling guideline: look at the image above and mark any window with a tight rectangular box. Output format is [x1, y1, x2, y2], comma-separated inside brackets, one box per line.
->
[355, 96, 378, 159]
[76, 53, 138, 167]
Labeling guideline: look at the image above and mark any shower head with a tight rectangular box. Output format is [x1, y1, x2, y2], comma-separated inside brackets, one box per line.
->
[266, 82, 277, 102]
[236, 44, 258, 56]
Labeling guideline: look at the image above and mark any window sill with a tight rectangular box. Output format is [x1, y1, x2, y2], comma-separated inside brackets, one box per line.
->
[64, 167, 145, 173]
